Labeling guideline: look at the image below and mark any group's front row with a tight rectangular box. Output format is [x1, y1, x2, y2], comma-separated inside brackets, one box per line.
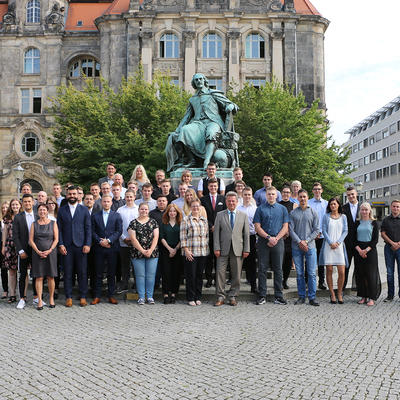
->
[0, 185, 389, 309]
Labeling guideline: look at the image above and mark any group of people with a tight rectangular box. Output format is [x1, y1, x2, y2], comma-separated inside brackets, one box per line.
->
[1, 162, 399, 310]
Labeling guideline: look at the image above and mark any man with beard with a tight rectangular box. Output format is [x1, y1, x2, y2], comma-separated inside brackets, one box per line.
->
[57, 186, 92, 307]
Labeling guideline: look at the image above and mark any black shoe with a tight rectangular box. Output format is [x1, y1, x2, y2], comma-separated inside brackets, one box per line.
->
[170, 296, 176, 304]
[256, 297, 266, 305]
[274, 297, 287, 305]
[49, 304, 56, 309]
[294, 297, 305, 305]
[338, 300, 344, 304]
[205, 280, 212, 288]
[384, 296, 394, 302]
[37, 306, 43, 311]
[163, 296, 169, 304]
[282, 281, 289, 290]
[318, 282, 327, 290]
[309, 299, 320, 306]
[330, 296, 337, 304]
[251, 286, 258, 294]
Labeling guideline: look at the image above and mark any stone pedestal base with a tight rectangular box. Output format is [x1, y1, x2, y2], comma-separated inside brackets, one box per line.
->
[170, 168, 233, 193]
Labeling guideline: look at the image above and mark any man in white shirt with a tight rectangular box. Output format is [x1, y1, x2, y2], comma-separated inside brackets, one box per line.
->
[197, 162, 225, 198]
[135, 183, 157, 211]
[12, 194, 37, 309]
[52, 183, 64, 207]
[117, 190, 138, 293]
[172, 183, 188, 211]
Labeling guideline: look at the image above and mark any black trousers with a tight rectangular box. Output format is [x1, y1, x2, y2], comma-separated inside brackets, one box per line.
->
[282, 238, 292, 283]
[185, 256, 206, 301]
[161, 249, 182, 295]
[94, 247, 118, 298]
[119, 247, 132, 290]
[18, 249, 36, 299]
[243, 234, 257, 288]
[205, 232, 216, 282]
[1, 268, 8, 293]
[87, 249, 96, 296]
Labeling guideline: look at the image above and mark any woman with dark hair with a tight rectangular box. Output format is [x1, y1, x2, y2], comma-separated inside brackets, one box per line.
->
[160, 203, 183, 304]
[1, 199, 21, 303]
[46, 196, 59, 221]
[1, 201, 10, 299]
[29, 204, 59, 310]
[319, 197, 348, 304]
[354, 202, 381, 306]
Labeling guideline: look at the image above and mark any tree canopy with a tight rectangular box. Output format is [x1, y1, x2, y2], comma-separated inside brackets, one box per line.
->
[50, 73, 350, 196]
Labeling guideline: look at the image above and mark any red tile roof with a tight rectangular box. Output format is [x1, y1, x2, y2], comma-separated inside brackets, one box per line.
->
[293, 0, 321, 16]
[65, 3, 112, 32]
[0, 4, 8, 22]
[103, 0, 130, 16]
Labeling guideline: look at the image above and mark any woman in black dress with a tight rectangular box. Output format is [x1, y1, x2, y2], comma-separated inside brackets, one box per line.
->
[29, 204, 59, 310]
[160, 203, 183, 304]
[354, 202, 381, 306]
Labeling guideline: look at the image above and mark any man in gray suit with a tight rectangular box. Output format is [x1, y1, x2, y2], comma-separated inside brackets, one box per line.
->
[213, 191, 250, 306]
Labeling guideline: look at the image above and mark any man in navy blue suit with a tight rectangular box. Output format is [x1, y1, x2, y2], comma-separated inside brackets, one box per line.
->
[57, 186, 92, 307]
[91, 194, 123, 305]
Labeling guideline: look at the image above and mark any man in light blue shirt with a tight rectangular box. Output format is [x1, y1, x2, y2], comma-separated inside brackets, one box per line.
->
[254, 172, 282, 206]
[308, 182, 328, 290]
[290, 189, 320, 306]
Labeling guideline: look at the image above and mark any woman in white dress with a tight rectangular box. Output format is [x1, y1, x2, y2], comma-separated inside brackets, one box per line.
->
[319, 197, 348, 304]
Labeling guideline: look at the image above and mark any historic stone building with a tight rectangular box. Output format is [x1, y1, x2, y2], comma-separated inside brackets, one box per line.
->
[0, 0, 328, 200]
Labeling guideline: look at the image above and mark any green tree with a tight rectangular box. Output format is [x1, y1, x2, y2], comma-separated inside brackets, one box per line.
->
[49, 71, 190, 189]
[229, 81, 351, 197]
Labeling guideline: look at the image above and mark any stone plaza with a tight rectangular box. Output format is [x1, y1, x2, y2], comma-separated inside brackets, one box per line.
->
[1, 242, 400, 399]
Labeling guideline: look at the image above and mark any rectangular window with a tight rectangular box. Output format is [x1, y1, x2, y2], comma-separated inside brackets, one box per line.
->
[370, 171, 376, 181]
[208, 78, 223, 91]
[383, 147, 389, 158]
[363, 138, 368, 148]
[376, 188, 383, 198]
[383, 167, 390, 177]
[376, 150, 382, 160]
[358, 158, 363, 168]
[246, 78, 266, 89]
[364, 155, 370, 165]
[352, 144, 358, 153]
[370, 152, 376, 163]
[170, 78, 179, 86]
[376, 131, 382, 142]
[391, 164, 397, 176]
[364, 173, 370, 183]
[358, 141, 364, 151]
[390, 123, 397, 135]
[382, 128, 389, 139]
[391, 185, 398, 195]
[365, 191, 370, 200]
[21, 89, 30, 114]
[384, 186, 390, 197]
[376, 169, 382, 179]
[369, 135, 375, 145]
[33, 89, 42, 113]
[398, 120, 400, 131]
[370, 189, 375, 199]
[390, 144, 397, 155]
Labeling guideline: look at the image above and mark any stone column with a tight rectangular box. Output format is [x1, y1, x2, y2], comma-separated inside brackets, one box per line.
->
[183, 30, 196, 92]
[271, 25, 284, 83]
[283, 21, 297, 92]
[227, 30, 240, 90]
[141, 30, 153, 82]
[126, 18, 141, 77]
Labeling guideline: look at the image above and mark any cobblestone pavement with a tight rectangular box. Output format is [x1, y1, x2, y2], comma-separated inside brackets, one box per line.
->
[1, 242, 399, 399]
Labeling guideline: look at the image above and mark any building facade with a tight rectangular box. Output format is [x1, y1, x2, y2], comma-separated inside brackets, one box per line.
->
[0, 0, 328, 200]
[344, 96, 400, 219]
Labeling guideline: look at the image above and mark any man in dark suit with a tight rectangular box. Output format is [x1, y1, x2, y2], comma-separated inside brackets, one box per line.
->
[91, 195, 122, 305]
[342, 186, 360, 291]
[98, 162, 117, 187]
[201, 178, 226, 287]
[57, 186, 92, 307]
[12, 194, 37, 309]
[214, 192, 249, 306]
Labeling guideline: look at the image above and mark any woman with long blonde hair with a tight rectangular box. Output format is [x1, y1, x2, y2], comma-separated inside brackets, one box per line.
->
[182, 188, 207, 218]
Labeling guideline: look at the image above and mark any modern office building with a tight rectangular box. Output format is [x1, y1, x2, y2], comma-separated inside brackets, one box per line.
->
[344, 95, 400, 219]
[0, 0, 329, 200]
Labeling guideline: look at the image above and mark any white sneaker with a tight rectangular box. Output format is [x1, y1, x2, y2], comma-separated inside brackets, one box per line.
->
[17, 299, 26, 309]
[33, 298, 46, 306]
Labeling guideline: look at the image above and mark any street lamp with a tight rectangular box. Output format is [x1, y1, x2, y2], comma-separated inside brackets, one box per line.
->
[13, 163, 25, 198]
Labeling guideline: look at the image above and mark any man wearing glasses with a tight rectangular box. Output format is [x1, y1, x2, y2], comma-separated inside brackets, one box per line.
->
[308, 182, 328, 290]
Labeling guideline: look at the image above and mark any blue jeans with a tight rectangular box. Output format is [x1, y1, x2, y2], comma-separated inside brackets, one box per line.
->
[292, 246, 317, 300]
[384, 244, 400, 298]
[132, 257, 158, 300]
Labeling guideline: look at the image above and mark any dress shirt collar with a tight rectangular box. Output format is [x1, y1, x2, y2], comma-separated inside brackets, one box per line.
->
[350, 202, 358, 208]
[103, 209, 110, 215]
[25, 211, 34, 217]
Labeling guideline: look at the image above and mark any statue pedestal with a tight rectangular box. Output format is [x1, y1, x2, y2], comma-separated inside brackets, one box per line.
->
[170, 168, 233, 193]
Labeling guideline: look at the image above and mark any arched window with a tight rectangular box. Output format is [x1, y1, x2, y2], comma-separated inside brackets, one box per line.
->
[68, 57, 100, 78]
[160, 33, 179, 58]
[21, 132, 40, 157]
[20, 179, 43, 193]
[27, 0, 41, 23]
[24, 48, 40, 74]
[202, 33, 222, 58]
[245, 33, 265, 58]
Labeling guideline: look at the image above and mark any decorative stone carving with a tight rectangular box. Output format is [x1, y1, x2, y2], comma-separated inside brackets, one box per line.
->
[140, 0, 154, 10]
[270, 0, 283, 11]
[158, 0, 178, 5]
[284, 0, 296, 12]
[272, 30, 284, 40]
[183, 31, 196, 40]
[45, 3, 65, 32]
[2, 3, 16, 26]
[228, 31, 240, 40]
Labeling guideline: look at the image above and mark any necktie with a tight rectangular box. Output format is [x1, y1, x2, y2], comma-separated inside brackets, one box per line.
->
[212, 195, 216, 210]
[230, 211, 234, 229]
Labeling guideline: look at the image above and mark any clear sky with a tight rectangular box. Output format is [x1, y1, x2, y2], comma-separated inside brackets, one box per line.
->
[310, 0, 400, 145]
